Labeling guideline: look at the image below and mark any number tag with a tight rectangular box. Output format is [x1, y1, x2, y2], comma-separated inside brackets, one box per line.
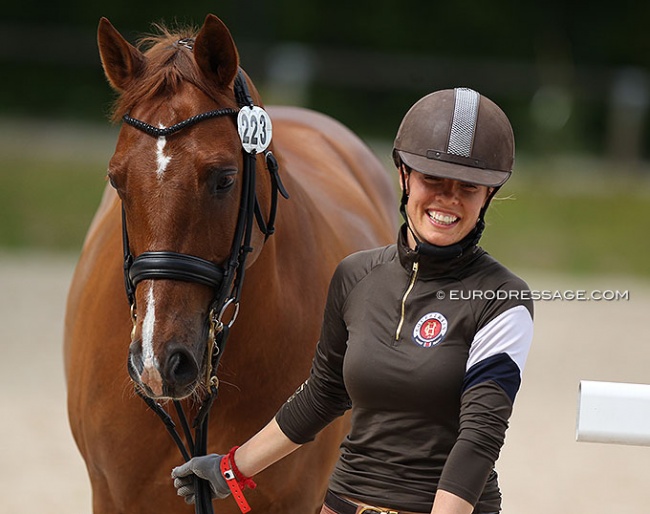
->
[237, 106, 272, 153]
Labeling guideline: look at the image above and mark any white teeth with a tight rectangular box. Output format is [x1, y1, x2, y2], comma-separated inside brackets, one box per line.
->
[428, 211, 459, 225]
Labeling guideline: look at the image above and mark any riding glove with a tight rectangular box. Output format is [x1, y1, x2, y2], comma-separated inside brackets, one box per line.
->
[172, 454, 230, 504]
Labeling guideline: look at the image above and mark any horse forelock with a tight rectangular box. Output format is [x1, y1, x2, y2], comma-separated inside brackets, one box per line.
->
[110, 25, 233, 123]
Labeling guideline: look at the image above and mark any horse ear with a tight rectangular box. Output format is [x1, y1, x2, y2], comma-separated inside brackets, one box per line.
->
[97, 17, 146, 92]
[193, 14, 240, 88]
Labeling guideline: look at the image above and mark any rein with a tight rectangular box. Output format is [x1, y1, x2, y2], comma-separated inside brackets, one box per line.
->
[119, 63, 288, 514]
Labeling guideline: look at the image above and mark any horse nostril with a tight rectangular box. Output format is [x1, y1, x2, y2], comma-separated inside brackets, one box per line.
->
[164, 347, 199, 389]
[128, 341, 144, 376]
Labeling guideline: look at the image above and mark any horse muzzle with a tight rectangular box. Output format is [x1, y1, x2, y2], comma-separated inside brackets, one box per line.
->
[128, 339, 201, 399]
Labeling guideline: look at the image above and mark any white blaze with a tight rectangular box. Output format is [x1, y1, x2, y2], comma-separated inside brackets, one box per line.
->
[155, 128, 171, 178]
[142, 284, 157, 368]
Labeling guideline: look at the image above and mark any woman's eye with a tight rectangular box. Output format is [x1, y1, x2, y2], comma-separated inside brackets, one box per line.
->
[460, 182, 479, 191]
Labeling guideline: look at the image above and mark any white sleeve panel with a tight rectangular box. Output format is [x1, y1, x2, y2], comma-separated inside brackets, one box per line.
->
[466, 305, 533, 375]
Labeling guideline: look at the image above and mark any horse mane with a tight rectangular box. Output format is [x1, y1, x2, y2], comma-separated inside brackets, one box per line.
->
[110, 23, 225, 122]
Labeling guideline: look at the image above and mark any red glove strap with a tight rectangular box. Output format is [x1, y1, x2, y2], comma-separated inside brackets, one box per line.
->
[227, 446, 257, 490]
[220, 449, 256, 513]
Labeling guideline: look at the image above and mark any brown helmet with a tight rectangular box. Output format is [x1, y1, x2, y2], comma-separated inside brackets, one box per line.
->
[393, 88, 514, 187]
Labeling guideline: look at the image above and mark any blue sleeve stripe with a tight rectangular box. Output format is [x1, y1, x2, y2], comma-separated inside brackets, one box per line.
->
[462, 353, 521, 403]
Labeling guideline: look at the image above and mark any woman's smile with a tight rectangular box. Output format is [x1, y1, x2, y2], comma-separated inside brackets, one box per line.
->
[427, 209, 460, 228]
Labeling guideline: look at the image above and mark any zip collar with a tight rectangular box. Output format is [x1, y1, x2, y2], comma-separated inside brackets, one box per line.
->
[396, 224, 484, 281]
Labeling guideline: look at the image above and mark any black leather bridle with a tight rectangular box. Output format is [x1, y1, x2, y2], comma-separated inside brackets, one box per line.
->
[119, 64, 288, 514]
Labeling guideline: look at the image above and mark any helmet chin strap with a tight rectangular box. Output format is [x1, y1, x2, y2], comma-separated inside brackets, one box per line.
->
[399, 167, 499, 259]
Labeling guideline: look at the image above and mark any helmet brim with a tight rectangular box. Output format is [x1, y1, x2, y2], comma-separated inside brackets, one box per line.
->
[397, 149, 511, 187]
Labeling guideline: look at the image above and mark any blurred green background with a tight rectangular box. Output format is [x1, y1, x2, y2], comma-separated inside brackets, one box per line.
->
[1, 1, 649, 277]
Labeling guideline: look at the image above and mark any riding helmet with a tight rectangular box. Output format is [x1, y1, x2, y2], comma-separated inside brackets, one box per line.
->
[393, 87, 514, 187]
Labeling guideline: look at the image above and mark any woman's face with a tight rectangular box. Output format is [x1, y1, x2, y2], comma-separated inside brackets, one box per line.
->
[401, 168, 492, 248]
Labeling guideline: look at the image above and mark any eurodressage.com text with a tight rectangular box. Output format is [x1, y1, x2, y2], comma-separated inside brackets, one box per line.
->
[438, 289, 630, 302]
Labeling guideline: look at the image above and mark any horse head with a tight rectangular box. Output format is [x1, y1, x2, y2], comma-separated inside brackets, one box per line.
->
[98, 15, 277, 400]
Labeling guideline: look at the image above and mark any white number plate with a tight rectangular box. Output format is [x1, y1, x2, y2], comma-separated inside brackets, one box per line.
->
[237, 106, 272, 153]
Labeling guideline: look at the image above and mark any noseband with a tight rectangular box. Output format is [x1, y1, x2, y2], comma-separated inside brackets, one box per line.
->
[118, 62, 288, 514]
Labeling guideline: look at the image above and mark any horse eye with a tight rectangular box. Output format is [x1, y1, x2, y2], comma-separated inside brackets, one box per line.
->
[213, 171, 236, 193]
[107, 173, 118, 189]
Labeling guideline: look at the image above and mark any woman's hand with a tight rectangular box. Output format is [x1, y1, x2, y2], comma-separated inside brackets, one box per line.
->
[171, 454, 230, 504]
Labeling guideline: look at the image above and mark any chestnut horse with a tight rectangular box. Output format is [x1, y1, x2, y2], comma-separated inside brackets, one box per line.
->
[64, 14, 397, 514]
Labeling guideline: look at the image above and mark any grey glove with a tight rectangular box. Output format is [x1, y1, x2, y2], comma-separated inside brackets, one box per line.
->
[171, 454, 231, 504]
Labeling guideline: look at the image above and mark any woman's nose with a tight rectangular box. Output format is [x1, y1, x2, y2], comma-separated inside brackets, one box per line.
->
[434, 180, 458, 201]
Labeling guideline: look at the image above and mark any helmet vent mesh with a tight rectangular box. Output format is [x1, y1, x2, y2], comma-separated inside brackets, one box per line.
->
[447, 88, 479, 158]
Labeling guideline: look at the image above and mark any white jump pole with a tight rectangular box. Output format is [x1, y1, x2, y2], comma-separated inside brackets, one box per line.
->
[576, 380, 650, 447]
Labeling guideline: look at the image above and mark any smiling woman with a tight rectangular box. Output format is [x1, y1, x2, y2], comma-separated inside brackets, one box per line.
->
[172, 87, 534, 514]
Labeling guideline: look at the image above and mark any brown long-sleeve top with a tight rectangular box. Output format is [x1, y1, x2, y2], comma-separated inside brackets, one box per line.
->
[276, 227, 533, 513]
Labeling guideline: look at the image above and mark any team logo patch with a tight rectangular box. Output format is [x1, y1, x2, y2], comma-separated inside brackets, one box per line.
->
[412, 312, 448, 348]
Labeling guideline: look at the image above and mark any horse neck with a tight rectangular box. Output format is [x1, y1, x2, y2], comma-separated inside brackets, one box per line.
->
[221, 177, 339, 378]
